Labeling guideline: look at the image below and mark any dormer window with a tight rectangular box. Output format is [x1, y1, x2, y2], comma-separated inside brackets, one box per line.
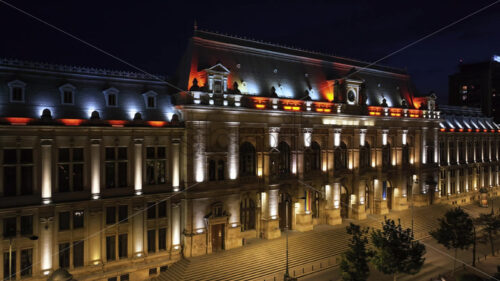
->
[8, 80, 26, 103]
[205, 63, 230, 95]
[59, 83, 76, 105]
[103, 87, 119, 107]
[142, 91, 158, 109]
[345, 78, 363, 105]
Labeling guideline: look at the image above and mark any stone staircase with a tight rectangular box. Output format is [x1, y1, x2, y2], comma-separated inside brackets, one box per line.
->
[153, 202, 490, 281]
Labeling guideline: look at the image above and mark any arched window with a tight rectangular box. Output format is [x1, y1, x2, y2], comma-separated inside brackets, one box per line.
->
[334, 142, 348, 170]
[402, 144, 409, 165]
[382, 144, 391, 168]
[467, 141, 474, 163]
[449, 141, 456, 164]
[240, 197, 255, 231]
[426, 145, 434, 164]
[476, 141, 481, 162]
[217, 160, 225, 180]
[239, 142, 256, 176]
[208, 160, 216, 181]
[278, 141, 291, 175]
[458, 141, 465, 163]
[359, 143, 371, 169]
[484, 140, 489, 161]
[440, 141, 447, 165]
[305, 142, 321, 172]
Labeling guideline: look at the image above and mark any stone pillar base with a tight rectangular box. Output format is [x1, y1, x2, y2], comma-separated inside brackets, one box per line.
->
[325, 208, 342, 225]
[412, 194, 430, 207]
[225, 226, 242, 250]
[261, 219, 281, 239]
[183, 233, 207, 258]
[295, 213, 313, 232]
[374, 200, 389, 215]
[392, 197, 408, 211]
[351, 204, 367, 220]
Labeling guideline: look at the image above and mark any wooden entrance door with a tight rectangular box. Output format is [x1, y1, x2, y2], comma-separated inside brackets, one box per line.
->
[211, 224, 225, 252]
[279, 193, 292, 230]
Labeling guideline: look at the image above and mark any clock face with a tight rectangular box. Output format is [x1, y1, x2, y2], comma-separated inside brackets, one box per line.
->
[347, 90, 356, 102]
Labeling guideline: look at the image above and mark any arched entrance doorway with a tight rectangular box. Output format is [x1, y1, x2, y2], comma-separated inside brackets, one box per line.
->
[279, 192, 292, 230]
[340, 186, 349, 218]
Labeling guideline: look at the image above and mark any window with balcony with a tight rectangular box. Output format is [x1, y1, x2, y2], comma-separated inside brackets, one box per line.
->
[382, 144, 391, 169]
[304, 142, 321, 173]
[278, 141, 291, 175]
[359, 143, 371, 169]
[440, 141, 447, 165]
[334, 142, 348, 170]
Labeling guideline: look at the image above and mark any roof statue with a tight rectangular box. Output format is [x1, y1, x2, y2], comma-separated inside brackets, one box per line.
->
[47, 268, 75, 281]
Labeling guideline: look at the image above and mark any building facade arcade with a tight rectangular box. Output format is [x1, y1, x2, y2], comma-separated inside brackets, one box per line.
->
[0, 30, 498, 280]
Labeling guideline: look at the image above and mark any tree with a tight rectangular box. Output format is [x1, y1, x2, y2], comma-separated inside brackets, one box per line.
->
[371, 218, 426, 281]
[475, 211, 500, 256]
[430, 207, 474, 274]
[340, 223, 372, 281]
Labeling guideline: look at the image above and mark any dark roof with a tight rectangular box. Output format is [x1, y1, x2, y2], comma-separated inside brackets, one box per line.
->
[178, 30, 418, 107]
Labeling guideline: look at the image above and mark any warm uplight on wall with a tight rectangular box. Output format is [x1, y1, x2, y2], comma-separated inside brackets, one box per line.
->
[382, 130, 388, 146]
[402, 130, 408, 145]
[257, 168, 263, 177]
[334, 130, 341, 147]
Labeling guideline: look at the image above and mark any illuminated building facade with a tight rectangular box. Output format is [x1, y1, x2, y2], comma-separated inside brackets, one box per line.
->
[0, 30, 498, 281]
[448, 56, 500, 122]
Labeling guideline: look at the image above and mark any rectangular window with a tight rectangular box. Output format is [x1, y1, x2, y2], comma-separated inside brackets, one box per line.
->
[73, 241, 84, 268]
[158, 201, 166, 218]
[147, 229, 156, 253]
[160, 266, 168, 272]
[106, 207, 116, 225]
[159, 228, 167, 251]
[120, 274, 130, 281]
[20, 215, 33, 235]
[3, 217, 16, 237]
[146, 147, 166, 185]
[147, 202, 156, 219]
[59, 243, 70, 268]
[105, 147, 127, 188]
[108, 94, 116, 106]
[12, 87, 23, 101]
[118, 234, 128, 259]
[149, 268, 157, 276]
[58, 148, 84, 192]
[59, 212, 70, 231]
[4, 251, 16, 279]
[20, 248, 32, 277]
[73, 210, 84, 229]
[118, 205, 128, 223]
[63, 91, 73, 104]
[2, 149, 33, 196]
[147, 96, 156, 108]
[106, 236, 116, 261]
[108, 277, 117, 281]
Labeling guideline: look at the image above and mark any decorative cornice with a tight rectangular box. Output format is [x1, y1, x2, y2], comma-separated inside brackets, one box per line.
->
[0, 58, 165, 81]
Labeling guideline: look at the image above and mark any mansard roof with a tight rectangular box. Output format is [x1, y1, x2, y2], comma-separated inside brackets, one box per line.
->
[178, 29, 418, 108]
[439, 105, 500, 132]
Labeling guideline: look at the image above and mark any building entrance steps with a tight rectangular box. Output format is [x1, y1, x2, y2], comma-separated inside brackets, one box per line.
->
[153, 199, 500, 281]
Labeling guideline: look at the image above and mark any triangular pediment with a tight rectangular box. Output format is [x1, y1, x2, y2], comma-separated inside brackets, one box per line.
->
[205, 63, 230, 74]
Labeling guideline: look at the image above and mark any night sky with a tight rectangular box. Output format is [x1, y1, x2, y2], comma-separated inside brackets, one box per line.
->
[1, 0, 499, 102]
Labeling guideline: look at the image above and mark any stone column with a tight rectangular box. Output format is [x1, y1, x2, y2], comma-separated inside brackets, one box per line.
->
[171, 139, 180, 191]
[456, 168, 461, 194]
[133, 203, 144, 257]
[39, 216, 54, 275]
[421, 127, 428, 164]
[373, 179, 388, 215]
[447, 170, 451, 195]
[193, 122, 207, 183]
[88, 206, 102, 265]
[227, 123, 239, 180]
[41, 139, 52, 204]
[90, 139, 101, 199]
[434, 127, 439, 164]
[261, 189, 280, 239]
[324, 184, 341, 225]
[134, 138, 143, 195]
[171, 203, 181, 252]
